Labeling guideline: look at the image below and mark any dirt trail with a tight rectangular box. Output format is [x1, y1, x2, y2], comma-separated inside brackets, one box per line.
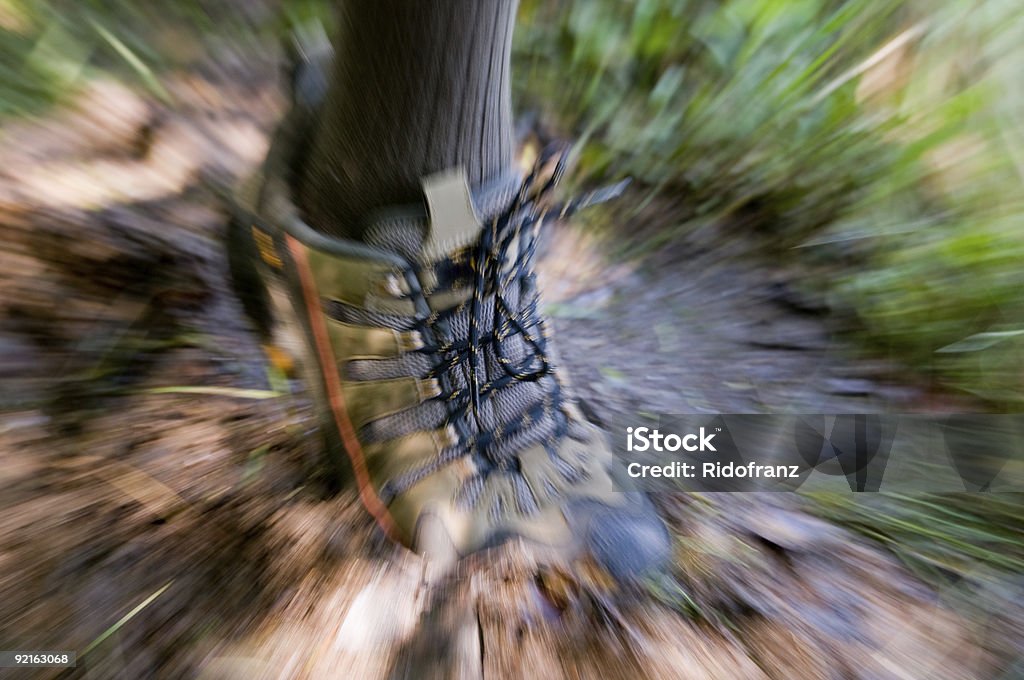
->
[0, 72, 999, 678]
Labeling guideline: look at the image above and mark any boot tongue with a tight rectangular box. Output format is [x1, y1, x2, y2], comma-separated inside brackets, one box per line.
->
[420, 170, 485, 260]
[360, 169, 482, 264]
[362, 168, 522, 264]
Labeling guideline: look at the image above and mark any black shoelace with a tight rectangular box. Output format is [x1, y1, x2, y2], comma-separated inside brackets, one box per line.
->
[467, 147, 628, 429]
[385, 147, 627, 496]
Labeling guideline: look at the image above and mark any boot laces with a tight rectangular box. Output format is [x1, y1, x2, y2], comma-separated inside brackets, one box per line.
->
[464, 147, 626, 462]
[387, 147, 627, 496]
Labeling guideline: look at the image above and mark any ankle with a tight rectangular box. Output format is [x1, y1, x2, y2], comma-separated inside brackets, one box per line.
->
[296, 1, 520, 240]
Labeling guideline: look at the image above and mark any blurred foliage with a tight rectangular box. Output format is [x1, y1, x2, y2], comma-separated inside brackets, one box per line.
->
[1, 0, 1021, 620]
[1, 0, 201, 113]
[515, 0, 1024, 406]
[0, 0, 332, 114]
[4, 0, 1021, 402]
[807, 492, 1024, 593]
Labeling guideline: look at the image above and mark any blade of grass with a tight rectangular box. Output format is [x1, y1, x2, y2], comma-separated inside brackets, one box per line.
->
[89, 18, 170, 103]
[81, 581, 174, 658]
[142, 386, 282, 399]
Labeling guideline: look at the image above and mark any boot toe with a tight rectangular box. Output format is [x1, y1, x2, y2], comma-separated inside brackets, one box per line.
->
[570, 494, 672, 584]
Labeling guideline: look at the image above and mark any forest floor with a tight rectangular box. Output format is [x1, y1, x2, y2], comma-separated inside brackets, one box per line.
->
[0, 62, 1019, 679]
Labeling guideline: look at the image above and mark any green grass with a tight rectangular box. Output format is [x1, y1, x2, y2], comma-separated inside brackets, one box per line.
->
[807, 493, 1024, 575]
[0, 0, 332, 116]
[795, 492, 1024, 642]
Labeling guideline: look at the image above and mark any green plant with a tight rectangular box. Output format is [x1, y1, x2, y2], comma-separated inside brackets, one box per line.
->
[806, 492, 1024, 584]
[515, 0, 1024, 404]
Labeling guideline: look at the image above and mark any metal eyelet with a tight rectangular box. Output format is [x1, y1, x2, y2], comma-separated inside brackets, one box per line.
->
[435, 424, 460, 450]
[377, 273, 407, 298]
[416, 377, 442, 401]
[397, 330, 424, 352]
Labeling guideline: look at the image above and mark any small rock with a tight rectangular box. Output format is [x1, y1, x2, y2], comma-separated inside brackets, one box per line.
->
[745, 508, 842, 552]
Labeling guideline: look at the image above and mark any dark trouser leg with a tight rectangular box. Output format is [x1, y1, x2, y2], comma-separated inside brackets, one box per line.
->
[299, 0, 519, 239]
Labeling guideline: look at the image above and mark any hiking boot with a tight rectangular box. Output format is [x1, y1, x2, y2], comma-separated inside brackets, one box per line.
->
[226, 47, 670, 584]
